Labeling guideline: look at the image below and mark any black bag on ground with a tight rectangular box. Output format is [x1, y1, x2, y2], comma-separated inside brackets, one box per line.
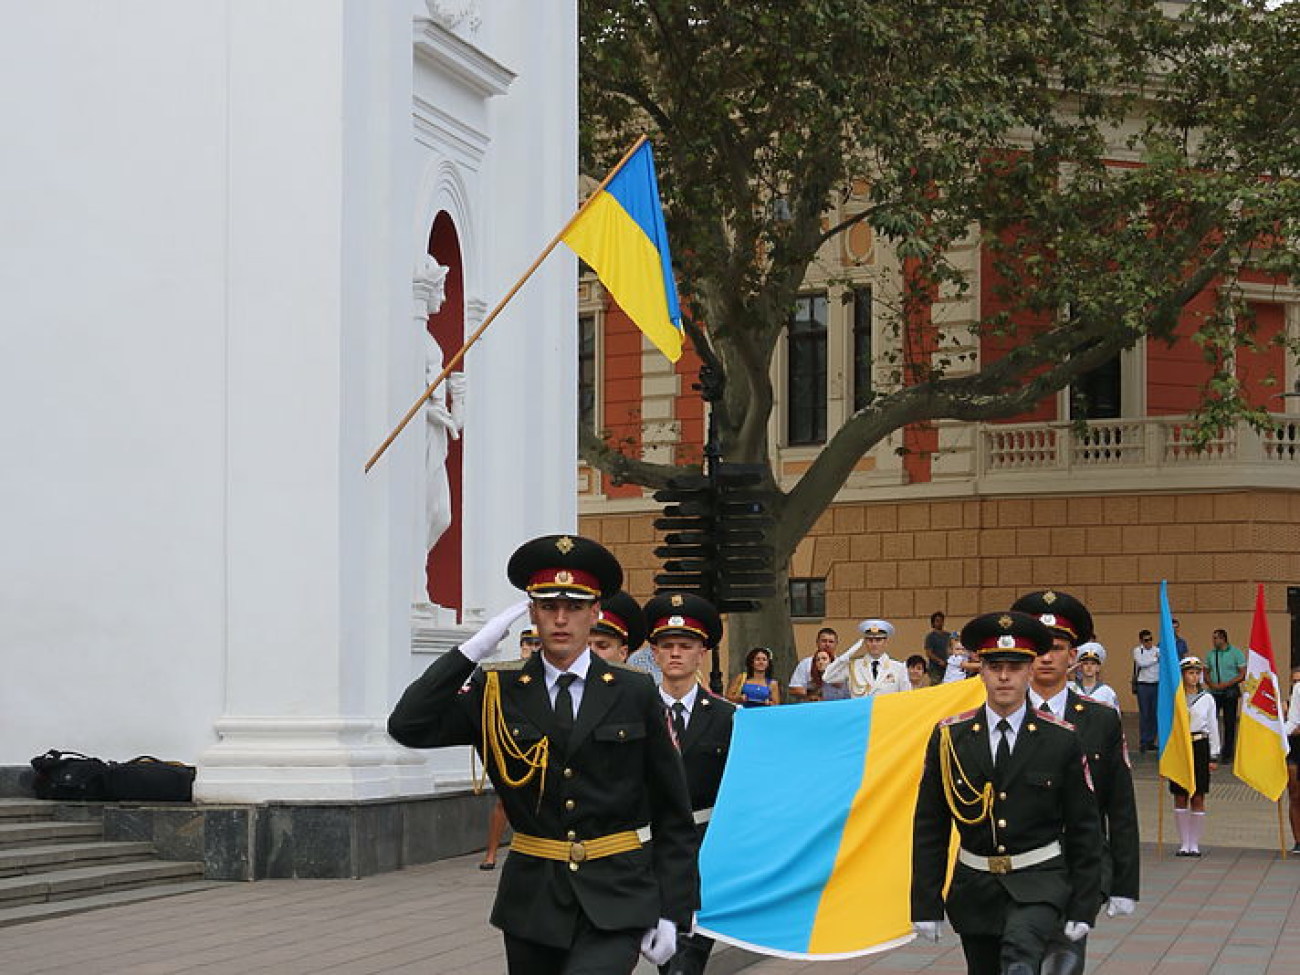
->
[104, 756, 196, 802]
[30, 750, 110, 801]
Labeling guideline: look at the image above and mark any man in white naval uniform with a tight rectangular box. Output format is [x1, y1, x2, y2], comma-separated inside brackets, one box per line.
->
[823, 618, 912, 698]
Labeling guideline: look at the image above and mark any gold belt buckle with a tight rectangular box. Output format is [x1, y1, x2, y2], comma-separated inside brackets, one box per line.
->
[569, 841, 587, 863]
[988, 855, 1012, 875]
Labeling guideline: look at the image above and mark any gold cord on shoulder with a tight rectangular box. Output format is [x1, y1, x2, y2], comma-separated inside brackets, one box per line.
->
[939, 725, 994, 826]
[472, 672, 550, 803]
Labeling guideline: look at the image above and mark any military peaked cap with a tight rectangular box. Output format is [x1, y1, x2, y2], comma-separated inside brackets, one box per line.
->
[643, 592, 723, 648]
[506, 534, 623, 600]
[961, 611, 1054, 662]
[593, 590, 647, 651]
[1010, 589, 1094, 647]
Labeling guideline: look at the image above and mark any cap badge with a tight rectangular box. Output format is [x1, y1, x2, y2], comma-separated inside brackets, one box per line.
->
[670, 594, 684, 607]
[555, 536, 575, 554]
[668, 615, 685, 626]
[602, 672, 615, 683]
[519, 674, 532, 684]
[555, 570, 573, 584]
[1040, 613, 1057, 626]
[997, 635, 1016, 649]
[1043, 590, 1057, 604]
[998, 615, 1014, 629]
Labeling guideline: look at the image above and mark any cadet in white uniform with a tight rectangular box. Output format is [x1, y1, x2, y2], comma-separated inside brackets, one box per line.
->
[823, 618, 912, 698]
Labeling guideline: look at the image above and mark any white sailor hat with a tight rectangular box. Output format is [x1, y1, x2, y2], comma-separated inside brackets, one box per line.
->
[1076, 641, 1106, 664]
[857, 618, 894, 638]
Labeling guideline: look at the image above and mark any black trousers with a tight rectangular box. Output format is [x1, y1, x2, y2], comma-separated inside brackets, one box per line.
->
[959, 902, 1060, 975]
[658, 931, 714, 975]
[1214, 692, 1239, 762]
[1041, 928, 1087, 975]
[503, 918, 641, 975]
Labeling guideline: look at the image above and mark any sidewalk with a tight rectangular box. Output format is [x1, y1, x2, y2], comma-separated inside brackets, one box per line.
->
[0, 749, 1295, 974]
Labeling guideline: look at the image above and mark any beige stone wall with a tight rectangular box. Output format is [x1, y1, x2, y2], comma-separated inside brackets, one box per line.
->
[580, 488, 1300, 705]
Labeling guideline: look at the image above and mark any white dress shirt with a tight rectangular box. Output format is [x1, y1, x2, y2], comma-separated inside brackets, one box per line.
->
[985, 704, 1027, 763]
[1133, 643, 1160, 683]
[659, 684, 702, 728]
[542, 649, 591, 719]
[1028, 687, 1070, 718]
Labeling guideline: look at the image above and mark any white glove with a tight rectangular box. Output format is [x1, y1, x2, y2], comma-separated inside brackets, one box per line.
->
[1063, 921, 1091, 942]
[459, 600, 530, 664]
[913, 920, 942, 942]
[1106, 896, 1136, 918]
[639, 918, 677, 966]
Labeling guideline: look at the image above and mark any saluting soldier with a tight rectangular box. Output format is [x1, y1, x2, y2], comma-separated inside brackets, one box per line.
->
[589, 589, 647, 665]
[1013, 589, 1139, 975]
[823, 618, 912, 697]
[912, 612, 1102, 975]
[644, 592, 736, 975]
[387, 535, 696, 975]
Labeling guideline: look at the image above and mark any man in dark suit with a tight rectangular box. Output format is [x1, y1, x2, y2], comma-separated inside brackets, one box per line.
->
[644, 592, 736, 975]
[1013, 589, 1140, 975]
[912, 612, 1102, 975]
[388, 534, 697, 975]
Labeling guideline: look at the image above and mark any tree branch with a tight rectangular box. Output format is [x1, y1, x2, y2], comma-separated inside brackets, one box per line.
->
[578, 422, 690, 491]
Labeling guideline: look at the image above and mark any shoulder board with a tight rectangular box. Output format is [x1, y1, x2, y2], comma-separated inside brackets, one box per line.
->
[481, 659, 528, 672]
[607, 660, 641, 672]
[1034, 710, 1077, 731]
[939, 707, 980, 727]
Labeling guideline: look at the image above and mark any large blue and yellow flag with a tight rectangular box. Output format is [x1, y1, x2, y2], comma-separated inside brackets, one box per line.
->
[1157, 580, 1197, 794]
[562, 141, 684, 361]
[697, 680, 986, 959]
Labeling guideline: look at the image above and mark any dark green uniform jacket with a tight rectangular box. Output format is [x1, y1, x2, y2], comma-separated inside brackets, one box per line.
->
[675, 688, 735, 816]
[911, 707, 1103, 936]
[388, 648, 698, 948]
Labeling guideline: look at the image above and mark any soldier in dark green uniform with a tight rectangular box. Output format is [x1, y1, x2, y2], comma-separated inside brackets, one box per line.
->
[912, 611, 1102, 975]
[643, 592, 736, 975]
[388, 535, 697, 975]
[589, 589, 647, 664]
[1013, 589, 1139, 975]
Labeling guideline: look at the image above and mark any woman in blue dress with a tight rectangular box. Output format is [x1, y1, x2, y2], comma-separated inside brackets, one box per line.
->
[726, 646, 782, 707]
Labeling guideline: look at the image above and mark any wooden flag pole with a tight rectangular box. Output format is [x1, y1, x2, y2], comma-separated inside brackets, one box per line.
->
[364, 134, 651, 473]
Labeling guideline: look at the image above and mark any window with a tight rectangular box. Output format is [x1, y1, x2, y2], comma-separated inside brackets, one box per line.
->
[786, 293, 828, 444]
[788, 577, 826, 619]
[578, 314, 597, 430]
[852, 286, 873, 412]
[1070, 354, 1122, 420]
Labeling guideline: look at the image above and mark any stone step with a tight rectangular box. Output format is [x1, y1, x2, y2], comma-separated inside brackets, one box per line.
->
[0, 840, 157, 878]
[0, 859, 205, 909]
[0, 881, 220, 928]
[0, 819, 101, 848]
[0, 799, 54, 822]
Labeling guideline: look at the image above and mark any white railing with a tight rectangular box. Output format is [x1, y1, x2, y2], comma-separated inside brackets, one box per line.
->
[981, 415, 1300, 479]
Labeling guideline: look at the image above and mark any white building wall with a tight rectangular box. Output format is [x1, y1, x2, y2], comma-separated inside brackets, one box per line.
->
[0, 0, 577, 802]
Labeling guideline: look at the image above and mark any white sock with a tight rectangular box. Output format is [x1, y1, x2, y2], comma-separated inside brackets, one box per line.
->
[1174, 807, 1191, 850]
[1190, 811, 1206, 851]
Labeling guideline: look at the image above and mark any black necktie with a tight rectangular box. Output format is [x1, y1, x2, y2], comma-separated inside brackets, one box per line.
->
[671, 701, 687, 743]
[995, 718, 1012, 772]
[1040, 700, 1052, 716]
[554, 673, 577, 733]
[871, 659, 880, 680]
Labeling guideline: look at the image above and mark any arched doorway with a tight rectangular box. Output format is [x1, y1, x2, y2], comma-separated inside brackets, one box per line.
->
[426, 212, 464, 617]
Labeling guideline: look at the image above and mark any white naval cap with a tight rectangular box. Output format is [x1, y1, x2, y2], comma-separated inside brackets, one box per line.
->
[857, 618, 894, 637]
[1076, 640, 1106, 664]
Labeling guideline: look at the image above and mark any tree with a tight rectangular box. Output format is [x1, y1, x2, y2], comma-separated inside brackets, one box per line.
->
[577, 0, 1300, 672]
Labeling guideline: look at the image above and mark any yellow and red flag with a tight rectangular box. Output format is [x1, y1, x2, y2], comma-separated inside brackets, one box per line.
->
[1234, 583, 1290, 801]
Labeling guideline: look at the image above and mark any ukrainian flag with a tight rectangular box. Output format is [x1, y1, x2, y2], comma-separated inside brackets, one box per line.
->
[1157, 580, 1197, 795]
[562, 141, 684, 361]
[697, 679, 986, 959]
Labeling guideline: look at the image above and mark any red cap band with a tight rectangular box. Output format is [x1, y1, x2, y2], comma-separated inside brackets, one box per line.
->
[649, 615, 708, 641]
[594, 610, 629, 639]
[526, 567, 601, 597]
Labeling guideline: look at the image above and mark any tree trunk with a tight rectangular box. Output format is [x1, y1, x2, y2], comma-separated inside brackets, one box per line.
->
[722, 564, 796, 694]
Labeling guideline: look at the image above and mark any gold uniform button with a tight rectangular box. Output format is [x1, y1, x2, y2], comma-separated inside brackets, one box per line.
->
[569, 862, 579, 872]
[563, 768, 574, 779]
[617, 729, 626, 739]
[997, 845, 1007, 854]
[999, 792, 1007, 801]
[997, 819, 1007, 828]
[566, 831, 577, 841]
[564, 799, 576, 811]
